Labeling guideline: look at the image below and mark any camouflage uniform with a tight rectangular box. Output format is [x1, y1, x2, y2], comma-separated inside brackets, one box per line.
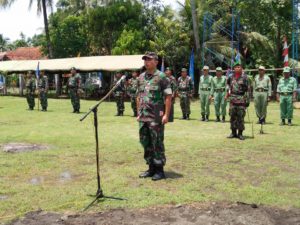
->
[137, 69, 172, 167]
[26, 77, 36, 110]
[113, 76, 126, 116]
[227, 73, 250, 136]
[167, 74, 177, 122]
[68, 74, 81, 113]
[127, 76, 138, 116]
[177, 76, 193, 119]
[38, 75, 49, 111]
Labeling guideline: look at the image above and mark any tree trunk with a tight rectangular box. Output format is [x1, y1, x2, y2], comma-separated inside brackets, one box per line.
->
[42, 0, 53, 58]
[190, 0, 201, 61]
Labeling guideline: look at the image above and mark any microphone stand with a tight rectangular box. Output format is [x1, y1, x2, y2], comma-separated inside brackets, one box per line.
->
[80, 76, 127, 211]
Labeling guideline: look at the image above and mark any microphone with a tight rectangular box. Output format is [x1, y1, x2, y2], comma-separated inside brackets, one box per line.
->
[116, 75, 126, 86]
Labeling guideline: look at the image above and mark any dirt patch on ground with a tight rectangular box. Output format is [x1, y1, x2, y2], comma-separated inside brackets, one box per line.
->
[2, 143, 50, 153]
[7, 202, 300, 225]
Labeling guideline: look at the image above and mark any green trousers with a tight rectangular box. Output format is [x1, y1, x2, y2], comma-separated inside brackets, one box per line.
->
[39, 91, 48, 110]
[200, 91, 210, 116]
[214, 92, 227, 117]
[26, 92, 35, 109]
[229, 105, 246, 131]
[280, 95, 293, 119]
[254, 92, 268, 119]
[69, 89, 80, 111]
[130, 96, 137, 114]
[115, 95, 125, 113]
[180, 95, 191, 115]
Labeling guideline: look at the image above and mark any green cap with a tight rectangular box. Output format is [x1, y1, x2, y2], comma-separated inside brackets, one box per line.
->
[181, 68, 188, 72]
[203, 65, 209, 70]
[233, 60, 241, 67]
[142, 52, 158, 60]
[283, 66, 291, 73]
[165, 67, 171, 71]
[216, 67, 222, 71]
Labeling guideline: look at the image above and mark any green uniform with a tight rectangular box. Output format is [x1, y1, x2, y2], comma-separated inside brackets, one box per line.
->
[227, 73, 250, 131]
[167, 75, 177, 122]
[199, 75, 213, 117]
[127, 77, 138, 116]
[68, 74, 81, 112]
[277, 76, 297, 120]
[38, 76, 49, 111]
[137, 69, 172, 166]
[113, 76, 126, 115]
[177, 76, 193, 117]
[253, 75, 272, 120]
[26, 77, 36, 110]
[212, 76, 227, 117]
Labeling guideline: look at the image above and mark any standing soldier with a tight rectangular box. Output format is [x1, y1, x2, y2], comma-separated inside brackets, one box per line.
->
[127, 70, 139, 117]
[113, 71, 126, 116]
[165, 67, 177, 122]
[38, 71, 49, 111]
[253, 66, 272, 124]
[177, 68, 193, 120]
[212, 67, 227, 122]
[226, 61, 250, 140]
[137, 52, 172, 181]
[25, 71, 36, 110]
[67, 67, 81, 113]
[276, 66, 297, 126]
[199, 66, 213, 121]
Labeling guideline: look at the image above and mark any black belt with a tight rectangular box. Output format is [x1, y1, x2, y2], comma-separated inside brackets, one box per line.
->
[214, 88, 225, 92]
[200, 88, 211, 91]
[280, 92, 293, 96]
[255, 88, 267, 92]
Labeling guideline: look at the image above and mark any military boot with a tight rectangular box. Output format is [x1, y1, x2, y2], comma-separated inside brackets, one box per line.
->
[120, 111, 124, 116]
[139, 164, 155, 178]
[133, 111, 137, 117]
[201, 114, 205, 121]
[280, 119, 285, 126]
[221, 116, 225, 123]
[186, 114, 190, 120]
[215, 116, 220, 122]
[288, 119, 292, 126]
[181, 114, 186, 120]
[205, 115, 209, 122]
[237, 130, 245, 140]
[227, 129, 237, 138]
[115, 111, 120, 116]
[152, 166, 166, 181]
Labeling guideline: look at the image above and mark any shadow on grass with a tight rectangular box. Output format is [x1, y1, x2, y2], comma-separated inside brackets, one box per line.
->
[165, 171, 184, 179]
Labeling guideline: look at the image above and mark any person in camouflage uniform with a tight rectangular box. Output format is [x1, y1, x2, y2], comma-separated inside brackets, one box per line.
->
[127, 70, 139, 117]
[25, 71, 36, 110]
[165, 67, 177, 122]
[253, 66, 272, 124]
[212, 67, 227, 122]
[276, 66, 298, 126]
[113, 71, 126, 116]
[137, 52, 172, 181]
[199, 66, 213, 121]
[177, 68, 193, 120]
[67, 67, 81, 113]
[38, 71, 49, 111]
[226, 61, 250, 140]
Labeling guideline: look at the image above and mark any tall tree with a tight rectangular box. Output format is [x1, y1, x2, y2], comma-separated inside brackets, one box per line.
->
[0, 0, 54, 58]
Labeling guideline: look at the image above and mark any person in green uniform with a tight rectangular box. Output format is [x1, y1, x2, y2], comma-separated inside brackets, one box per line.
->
[212, 67, 227, 122]
[127, 70, 139, 117]
[137, 52, 172, 181]
[67, 67, 81, 113]
[165, 67, 177, 122]
[177, 68, 193, 120]
[38, 71, 49, 111]
[253, 66, 272, 124]
[199, 66, 213, 121]
[276, 66, 298, 126]
[113, 71, 126, 116]
[25, 71, 36, 110]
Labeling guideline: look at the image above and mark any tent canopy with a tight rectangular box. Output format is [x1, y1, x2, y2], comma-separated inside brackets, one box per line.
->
[0, 55, 144, 73]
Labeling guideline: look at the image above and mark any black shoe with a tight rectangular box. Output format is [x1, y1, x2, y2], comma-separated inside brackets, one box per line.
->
[262, 118, 266, 124]
[257, 119, 261, 124]
[76, 111, 80, 114]
[227, 129, 237, 138]
[201, 115, 205, 121]
[152, 166, 166, 181]
[238, 130, 245, 140]
[221, 116, 225, 123]
[115, 112, 120, 116]
[139, 164, 155, 178]
[288, 119, 292, 126]
[280, 119, 285, 126]
[205, 115, 209, 122]
[186, 114, 190, 120]
[133, 112, 137, 117]
[215, 116, 220, 122]
[181, 114, 187, 120]
[73, 110, 76, 113]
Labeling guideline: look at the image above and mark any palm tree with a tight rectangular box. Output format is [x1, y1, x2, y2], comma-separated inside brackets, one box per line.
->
[0, 0, 54, 58]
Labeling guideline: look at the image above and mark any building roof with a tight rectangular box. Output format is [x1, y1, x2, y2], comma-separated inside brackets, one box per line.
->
[0, 47, 45, 61]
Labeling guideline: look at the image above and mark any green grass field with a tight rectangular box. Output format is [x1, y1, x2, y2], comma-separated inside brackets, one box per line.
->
[0, 96, 300, 222]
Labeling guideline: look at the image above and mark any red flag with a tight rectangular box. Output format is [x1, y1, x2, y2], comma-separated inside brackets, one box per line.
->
[282, 36, 289, 67]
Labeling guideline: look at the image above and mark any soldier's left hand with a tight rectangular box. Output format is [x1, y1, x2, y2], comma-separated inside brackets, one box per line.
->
[162, 115, 169, 124]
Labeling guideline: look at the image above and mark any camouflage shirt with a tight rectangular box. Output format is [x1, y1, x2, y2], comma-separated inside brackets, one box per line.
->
[38, 76, 49, 90]
[177, 76, 193, 96]
[127, 77, 138, 97]
[26, 78, 36, 93]
[167, 75, 178, 96]
[113, 76, 126, 97]
[68, 74, 81, 89]
[137, 69, 172, 122]
[227, 73, 250, 106]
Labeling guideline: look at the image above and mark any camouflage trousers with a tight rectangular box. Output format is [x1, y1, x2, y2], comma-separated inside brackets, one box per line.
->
[229, 104, 246, 131]
[130, 96, 137, 114]
[39, 91, 48, 110]
[179, 95, 191, 115]
[139, 121, 166, 166]
[69, 89, 80, 111]
[26, 92, 35, 109]
[115, 95, 125, 112]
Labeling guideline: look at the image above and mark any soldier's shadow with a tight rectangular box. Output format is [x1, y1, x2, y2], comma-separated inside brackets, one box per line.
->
[165, 171, 184, 179]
